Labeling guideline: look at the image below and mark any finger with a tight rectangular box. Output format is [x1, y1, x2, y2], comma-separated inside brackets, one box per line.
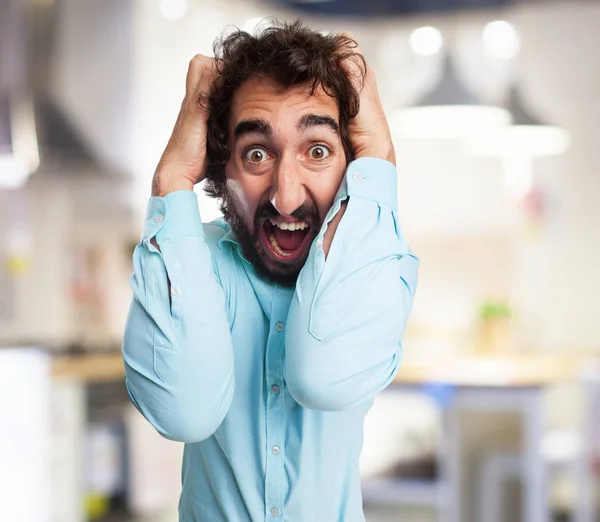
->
[195, 61, 220, 109]
[184, 55, 219, 103]
[185, 54, 205, 98]
[171, 57, 214, 140]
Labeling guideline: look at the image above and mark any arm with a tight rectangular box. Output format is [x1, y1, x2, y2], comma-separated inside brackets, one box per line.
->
[284, 41, 418, 411]
[285, 157, 418, 410]
[123, 191, 234, 443]
[122, 55, 234, 442]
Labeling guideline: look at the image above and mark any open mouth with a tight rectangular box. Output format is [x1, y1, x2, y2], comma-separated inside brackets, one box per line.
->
[259, 218, 313, 264]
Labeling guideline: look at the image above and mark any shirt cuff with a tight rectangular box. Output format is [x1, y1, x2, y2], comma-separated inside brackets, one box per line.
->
[141, 190, 204, 243]
[338, 157, 398, 212]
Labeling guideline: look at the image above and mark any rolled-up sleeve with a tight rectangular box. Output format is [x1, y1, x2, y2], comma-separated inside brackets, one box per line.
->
[285, 158, 419, 411]
[122, 190, 234, 443]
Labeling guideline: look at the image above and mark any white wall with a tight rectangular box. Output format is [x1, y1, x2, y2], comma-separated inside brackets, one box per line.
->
[508, 2, 600, 351]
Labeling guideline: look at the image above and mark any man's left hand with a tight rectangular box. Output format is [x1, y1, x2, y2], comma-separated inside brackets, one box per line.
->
[342, 37, 395, 166]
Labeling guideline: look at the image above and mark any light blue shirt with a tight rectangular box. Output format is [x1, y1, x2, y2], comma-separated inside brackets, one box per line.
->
[122, 157, 419, 522]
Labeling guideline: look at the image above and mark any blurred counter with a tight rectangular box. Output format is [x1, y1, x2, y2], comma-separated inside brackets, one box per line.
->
[51, 353, 125, 382]
[395, 353, 590, 387]
[50, 351, 593, 386]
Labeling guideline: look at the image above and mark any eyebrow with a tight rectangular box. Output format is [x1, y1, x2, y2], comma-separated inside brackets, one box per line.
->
[297, 114, 340, 135]
[233, 119, 272, 140]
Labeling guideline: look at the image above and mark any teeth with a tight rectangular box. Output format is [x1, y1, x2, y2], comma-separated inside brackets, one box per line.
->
[289, 222, 307, 231]
[269, 219, 308, 232]
[268, 234, 294, 257]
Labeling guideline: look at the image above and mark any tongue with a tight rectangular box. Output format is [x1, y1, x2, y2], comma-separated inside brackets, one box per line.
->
[273, 228, 306, 252]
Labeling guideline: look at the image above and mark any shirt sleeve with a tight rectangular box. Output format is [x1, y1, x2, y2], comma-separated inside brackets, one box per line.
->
[122, 190, 234, 443]
[284, 157, 419, 411]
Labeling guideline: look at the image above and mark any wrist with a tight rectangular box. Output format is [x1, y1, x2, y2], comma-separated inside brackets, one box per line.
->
[354, 143, 395, 166]
[152, 172, 194, 197]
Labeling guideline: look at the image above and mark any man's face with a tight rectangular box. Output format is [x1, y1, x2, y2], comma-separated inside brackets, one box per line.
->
[223, 76, 347, 286]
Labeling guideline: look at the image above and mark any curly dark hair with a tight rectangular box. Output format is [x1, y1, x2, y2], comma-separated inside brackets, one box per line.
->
[204, 19, 366, 219]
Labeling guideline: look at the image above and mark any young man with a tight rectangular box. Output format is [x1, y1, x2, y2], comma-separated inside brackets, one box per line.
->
[123, 21, 418, 522]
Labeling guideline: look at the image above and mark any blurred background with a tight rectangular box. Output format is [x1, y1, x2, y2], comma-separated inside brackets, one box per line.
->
[1, 0, 599, 521]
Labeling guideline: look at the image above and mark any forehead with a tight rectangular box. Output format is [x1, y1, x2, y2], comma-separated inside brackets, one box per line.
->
[229, 75, 340, 127]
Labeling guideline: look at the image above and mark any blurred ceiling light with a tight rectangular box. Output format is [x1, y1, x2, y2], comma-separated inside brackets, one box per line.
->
[482, 20, 521, 59]
[409, 26, 443, 56]
[465, 85, 570, 199]
[159, 0, 188, 21]
[391, 54, 511, 140]
[465, 85, 570, 158]
[0, 95, 39, 190]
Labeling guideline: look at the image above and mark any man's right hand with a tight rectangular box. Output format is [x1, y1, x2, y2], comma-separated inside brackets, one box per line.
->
[152, 54, 219, 197]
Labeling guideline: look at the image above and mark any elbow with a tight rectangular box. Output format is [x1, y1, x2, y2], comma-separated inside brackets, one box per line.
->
[288, 384, 355, 411]
[159, 394, 230, 443]
[125, 375, 234, 444]
[155, 410, 224, 443]
[286, 369, 366, 411]
[285, 347, 401, 412]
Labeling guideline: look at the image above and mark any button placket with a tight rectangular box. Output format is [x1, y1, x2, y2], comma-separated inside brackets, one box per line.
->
[264, 291, 288, 522]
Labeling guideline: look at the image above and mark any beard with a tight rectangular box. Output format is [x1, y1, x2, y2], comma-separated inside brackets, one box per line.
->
[220, 188, 320, 287]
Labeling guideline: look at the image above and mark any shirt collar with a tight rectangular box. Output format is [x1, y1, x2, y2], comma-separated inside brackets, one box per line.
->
[217, 228, 239, 252]
[217, 227, 257, 270]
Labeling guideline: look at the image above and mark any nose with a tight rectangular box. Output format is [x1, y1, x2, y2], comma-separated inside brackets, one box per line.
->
[268, 156, 307, 217]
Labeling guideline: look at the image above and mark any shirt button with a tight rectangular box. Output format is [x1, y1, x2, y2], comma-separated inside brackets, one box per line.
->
[272, 445, 280, 455]
[271, 385, 280, 394]
[270, 508, 280, 517]
[352, 172, 363, 181]
[315, 239, 323, 249]
[275, 322, 284, 332]
[170, 286, 181, 296]
[154, 214, 164, 224]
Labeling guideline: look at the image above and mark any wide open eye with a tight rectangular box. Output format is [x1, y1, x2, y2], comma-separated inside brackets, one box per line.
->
[244, 147, 269, 163]
[308, 144, 331, 160]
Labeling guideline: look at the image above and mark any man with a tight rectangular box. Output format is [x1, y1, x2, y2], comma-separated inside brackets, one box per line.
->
[123, 21, 418, 522]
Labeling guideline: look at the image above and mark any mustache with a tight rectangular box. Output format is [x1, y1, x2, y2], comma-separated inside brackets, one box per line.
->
[255, 201, 319, 224]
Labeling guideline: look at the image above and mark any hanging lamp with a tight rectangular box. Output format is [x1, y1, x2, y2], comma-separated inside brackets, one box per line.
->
[465, 84, 570, 198]
[390, 53, 511, 140]
[464, 84, 570, 157]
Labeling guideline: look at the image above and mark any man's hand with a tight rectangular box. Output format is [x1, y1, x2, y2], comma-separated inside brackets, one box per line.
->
[342, 38, 395, 166]
[152, 54, 219, 197]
